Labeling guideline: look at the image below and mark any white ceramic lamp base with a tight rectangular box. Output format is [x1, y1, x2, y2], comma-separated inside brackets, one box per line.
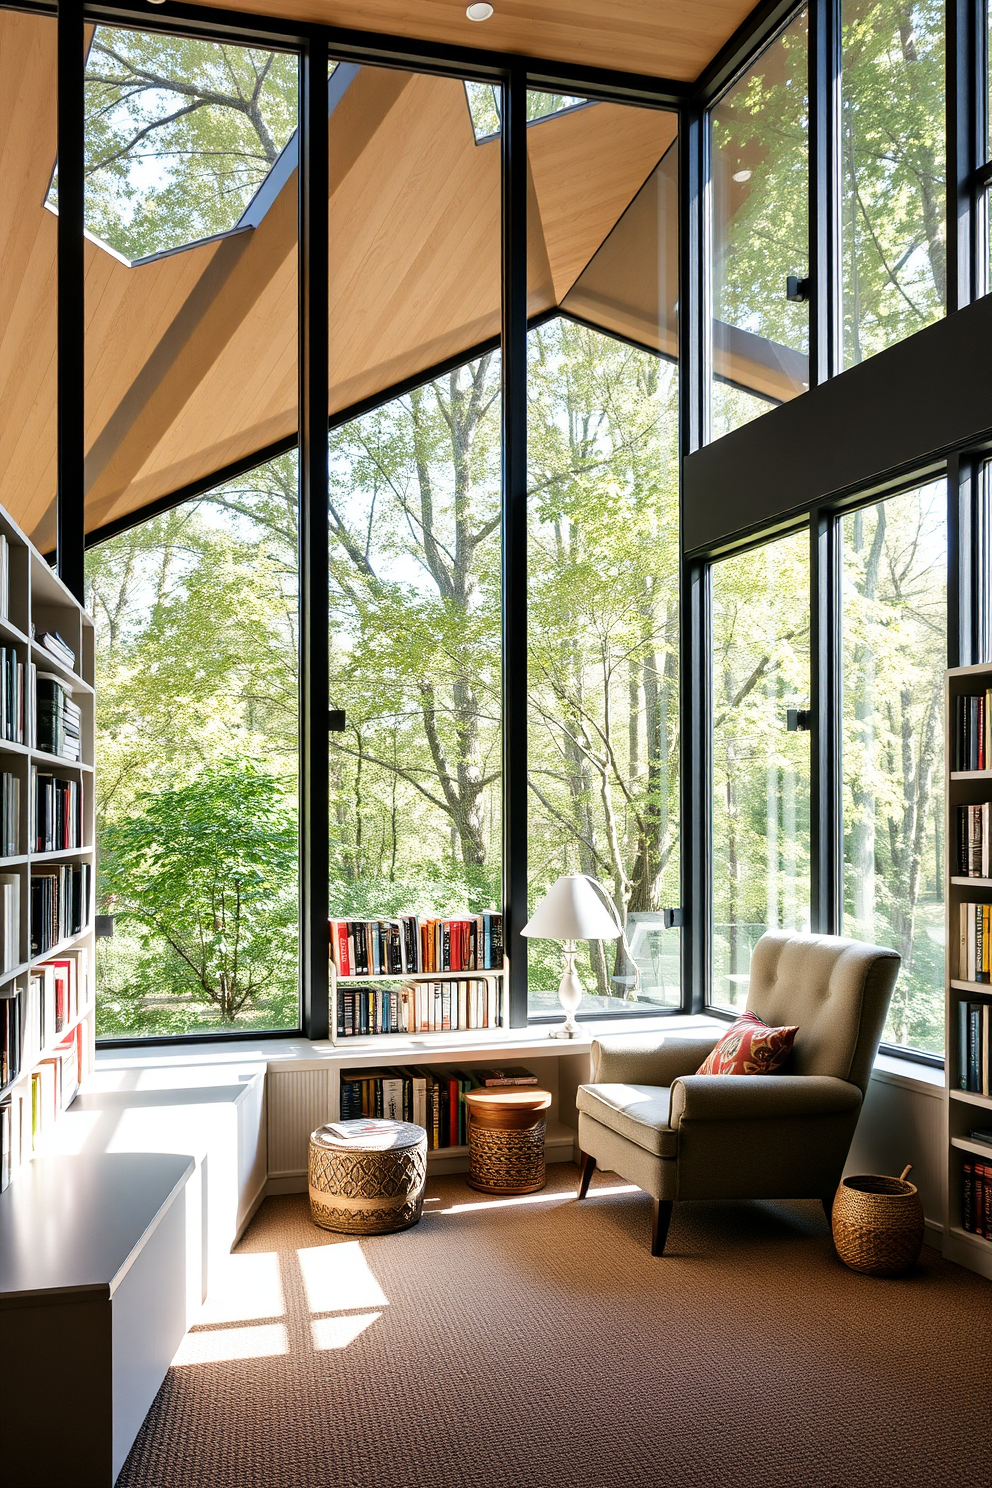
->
[549, 946, 583, 1039]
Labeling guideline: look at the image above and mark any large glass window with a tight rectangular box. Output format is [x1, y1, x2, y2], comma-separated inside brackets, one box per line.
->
[82, 28, 301, 1037]
[710, 12, 809, 441]
[526, 97, 681, 1016]
[841, 0, 945, 367]
[325, 66, 502, 975]
[841, 481, 946, 1054]
[710, 532, 811, 1010]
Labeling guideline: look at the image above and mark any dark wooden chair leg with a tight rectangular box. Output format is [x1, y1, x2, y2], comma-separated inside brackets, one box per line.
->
[651, 1199, 674, 1256]
[577, 1152, 597, 1199]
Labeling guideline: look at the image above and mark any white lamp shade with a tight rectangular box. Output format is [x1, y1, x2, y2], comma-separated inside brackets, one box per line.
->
[521, 874, 622, 942]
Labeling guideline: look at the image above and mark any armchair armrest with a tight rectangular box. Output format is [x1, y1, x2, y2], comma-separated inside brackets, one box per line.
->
[669, 1074, 862, 1127]
[590, 1032, 721, 1087]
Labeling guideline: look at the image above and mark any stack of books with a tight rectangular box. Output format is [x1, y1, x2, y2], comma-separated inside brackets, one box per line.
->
[958, 804, 992, 877]
[337, 976, 503, 1036]
[36, 674, 80, 759]
[36, 632, 75, 670]
[959, 903, 991, 982]
[962, 1159, 992, 1239]
[330, 912, 504, 976]
[958, 999, 992, 1093]
[955, 691, 992, 770]
[30, 863, 89, 956]
[34, 773, 83, 853]
[340, 1065, 536, 1148]
[0, 772, 18, 859]
[0, 647, 25, 745]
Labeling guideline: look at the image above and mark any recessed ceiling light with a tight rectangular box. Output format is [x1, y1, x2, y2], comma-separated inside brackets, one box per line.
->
[466, 3, 494, 19]
[732, 169, 752, 183]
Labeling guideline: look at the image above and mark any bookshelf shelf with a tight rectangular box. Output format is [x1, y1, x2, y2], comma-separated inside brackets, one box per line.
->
[0, 505, 96, 1192]
[334, 968, 506, 983]
[949, 1088, 992, 1110]
[945, 664, 992, 1279]
[948, 1224, 992, 1251]
[951, 1135, 992, 1158]
[30, 750, 93, 772]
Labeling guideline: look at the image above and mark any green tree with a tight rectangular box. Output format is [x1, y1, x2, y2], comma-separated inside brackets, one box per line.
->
[101, 762, 297, 1025]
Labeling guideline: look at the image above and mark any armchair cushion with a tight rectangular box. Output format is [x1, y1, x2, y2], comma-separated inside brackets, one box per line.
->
[576, 1083, 678, 1157]
[589, 1032, 721, 1087]
[695, 1010, 798, 1076]
[669, 1073, 862, 1127]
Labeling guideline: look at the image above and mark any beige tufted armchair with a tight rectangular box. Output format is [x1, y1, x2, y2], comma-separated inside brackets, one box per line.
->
[575, 931, 901, 1255]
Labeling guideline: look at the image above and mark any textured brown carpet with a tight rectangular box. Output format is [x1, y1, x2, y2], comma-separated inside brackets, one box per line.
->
[119, 1166, 992, 1488]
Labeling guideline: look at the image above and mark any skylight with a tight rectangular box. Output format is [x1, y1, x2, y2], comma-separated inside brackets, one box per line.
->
[464, 82, 591, 143]
[50, 26, 301, 260]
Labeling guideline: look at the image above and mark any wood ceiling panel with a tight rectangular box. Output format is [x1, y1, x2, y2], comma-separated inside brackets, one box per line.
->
[528, 102, 677, 303]
[195, 0, 758, 84]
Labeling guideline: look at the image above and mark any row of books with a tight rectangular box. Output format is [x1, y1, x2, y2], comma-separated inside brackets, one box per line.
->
[36, 674, 80, 761]
[955, 692, 992, 771]
[0, 647, 27, 745]
[0, 950, 91, 1093]
[0, 771, 17, 859]
[0, 534, 10, 621]
[0, 872, 18, 972]
[0, 1025, 84, 1190]
[337, 976, 503, 1037]
[339, 1065, 537, 1149]
[962, 1159, 992, 1240]
[958, 903, 991, 983]
[329, 912, 504, 977]
[30, 863, 90, 957]
[958, 999, 992, 1093]
[958, 803, 992, 878]
[34, 772, 83, 853]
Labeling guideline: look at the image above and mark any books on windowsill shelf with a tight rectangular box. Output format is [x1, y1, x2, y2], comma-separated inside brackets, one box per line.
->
[35, 673, 80, 760]
[337, 976, 503, 1037]
[329, 911, 503, 977]
[340, 1064, 537, 1149]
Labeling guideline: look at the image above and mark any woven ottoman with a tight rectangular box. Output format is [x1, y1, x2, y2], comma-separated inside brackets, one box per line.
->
[464, 1088, 552, 1195]
[308, 1119, 428, 1234]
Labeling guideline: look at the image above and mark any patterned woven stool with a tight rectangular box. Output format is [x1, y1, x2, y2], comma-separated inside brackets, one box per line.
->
[308, 1119, 427, 1235]
[464, 1088, 552, 1195]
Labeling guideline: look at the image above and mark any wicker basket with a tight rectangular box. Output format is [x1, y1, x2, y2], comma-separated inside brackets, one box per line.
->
[831, 1165, 925, 1277]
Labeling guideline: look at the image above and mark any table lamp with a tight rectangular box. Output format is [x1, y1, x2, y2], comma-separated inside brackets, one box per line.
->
[521, 874, 626, 1038]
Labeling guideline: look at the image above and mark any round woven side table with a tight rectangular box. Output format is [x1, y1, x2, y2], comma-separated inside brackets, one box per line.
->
[308, 1119, 427, 1235]
[464, 1088, 552, 1195]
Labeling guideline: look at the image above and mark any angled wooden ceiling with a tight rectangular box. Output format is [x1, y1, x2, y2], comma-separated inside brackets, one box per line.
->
[195, 0, 758, 84]
[0, 4, 800, 552]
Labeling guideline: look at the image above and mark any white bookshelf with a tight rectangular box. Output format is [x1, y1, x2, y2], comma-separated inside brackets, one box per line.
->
[943, 664, 992, 1281]
[0, 511, 95, 1188]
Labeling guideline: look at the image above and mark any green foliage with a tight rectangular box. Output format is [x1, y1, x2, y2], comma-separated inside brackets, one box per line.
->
[79, 29, 298, 257]
[100, 762, 297, 1028]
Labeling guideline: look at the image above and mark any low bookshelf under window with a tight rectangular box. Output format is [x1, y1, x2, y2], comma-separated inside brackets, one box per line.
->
[945, 664, 992, 1279]
[329, 912, 507, 1043]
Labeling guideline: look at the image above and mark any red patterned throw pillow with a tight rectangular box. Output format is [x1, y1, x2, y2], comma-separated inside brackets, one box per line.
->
[695, 1010, 798, 1076]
